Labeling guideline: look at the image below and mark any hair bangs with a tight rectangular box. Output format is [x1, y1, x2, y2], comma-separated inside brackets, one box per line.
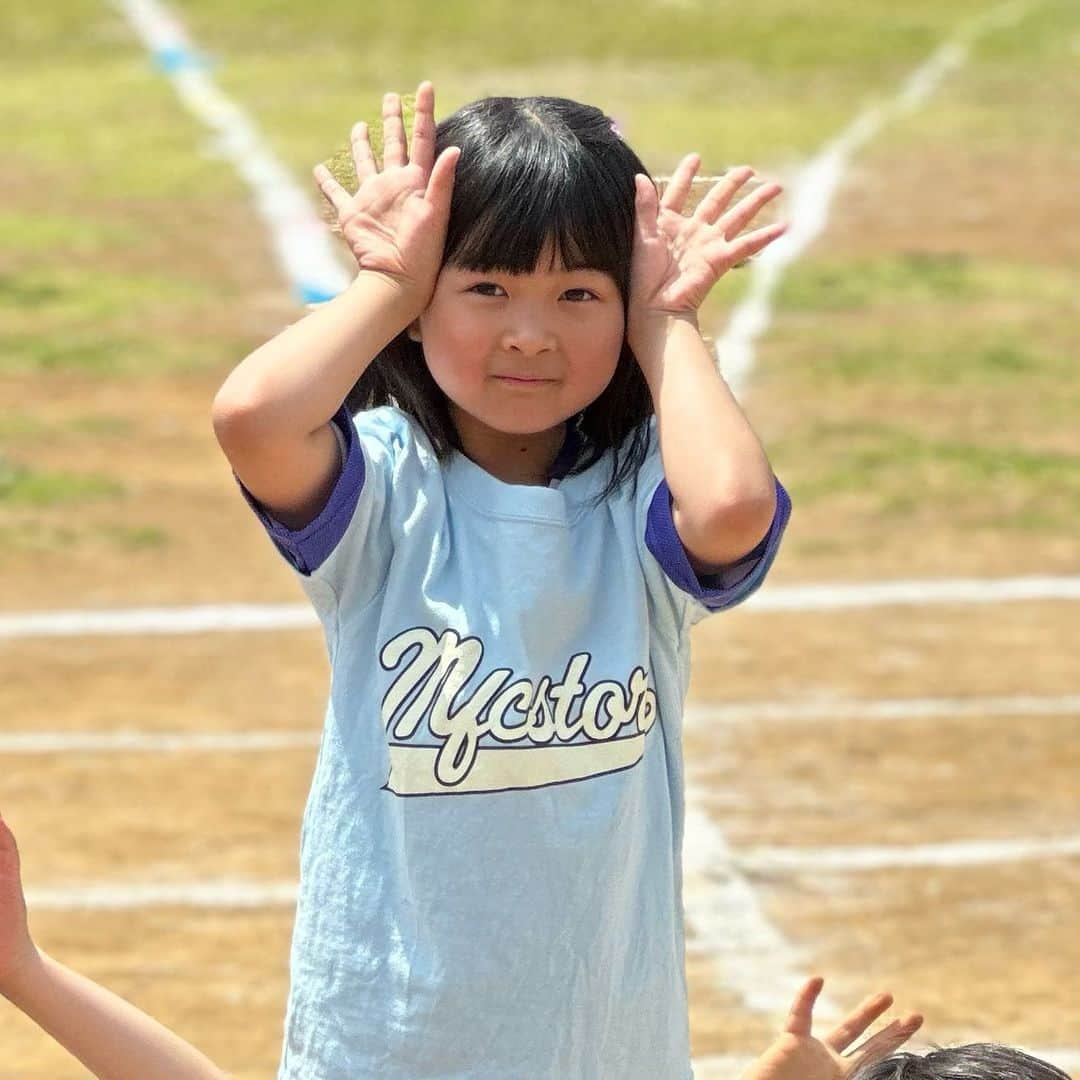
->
[443, 119, 632, 288]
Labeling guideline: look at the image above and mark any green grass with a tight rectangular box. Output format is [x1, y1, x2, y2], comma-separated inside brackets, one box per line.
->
[786, 331, 1070, 388]
[772, 420, 1080, 527]
[0, 459, 126, 507]
[773, 254, 1075, 315]
[0, 522, 169, 554]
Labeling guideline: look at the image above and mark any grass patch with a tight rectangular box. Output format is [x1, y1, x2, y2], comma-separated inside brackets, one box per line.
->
[0, 459, 126, 507]
[0, 267, 250, 375]
[778, 325, 1071, 390]
[0, 521, 168, 554]
[774, 420, 1079, 529]
[776, 254, 1075, 313]
[0, 414, 137, 439]
[0, 211, 143, 257]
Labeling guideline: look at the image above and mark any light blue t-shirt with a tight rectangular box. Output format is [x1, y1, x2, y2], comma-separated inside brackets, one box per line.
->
[233, 403, 792, 1079]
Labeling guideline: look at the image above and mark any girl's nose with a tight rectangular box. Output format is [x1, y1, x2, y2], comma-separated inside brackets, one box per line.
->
[500, 314, 557, 355]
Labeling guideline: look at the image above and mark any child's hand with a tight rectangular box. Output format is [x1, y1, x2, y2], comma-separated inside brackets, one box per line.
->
[740, 976, 923, 1080]
[313, 80, 461, 314]
[627, 156, 786, 329]
[0, 811, 40, 995]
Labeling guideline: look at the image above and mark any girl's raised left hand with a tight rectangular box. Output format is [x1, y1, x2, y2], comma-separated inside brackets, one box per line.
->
[0, 811, 39, 997]
[740, 976, 924, 1080]
[628, 155, 787, 326]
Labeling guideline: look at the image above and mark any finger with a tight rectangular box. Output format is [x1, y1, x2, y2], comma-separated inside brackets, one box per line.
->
[846, 1014, 924, 1067]
[659, 153, 700, 214]
[693, 165, 755, 225]
[717, 180, 784, 241]
[351, 121, 377, 183]
[424, 145, 461, 213]
[783, 976, 825, 1038]
[409, 80, 436, 178]
[312, 163, 353, 216]
[634, 174, 660, 237]
[382, 91, 407, 168]
[822, 990, 895, 1053]
[712, 221, 787, 269]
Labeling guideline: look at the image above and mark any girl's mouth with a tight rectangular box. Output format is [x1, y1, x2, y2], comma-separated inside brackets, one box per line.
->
[495, 376, 553, 385]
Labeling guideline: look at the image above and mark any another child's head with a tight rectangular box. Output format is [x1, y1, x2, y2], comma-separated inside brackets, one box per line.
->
[851, 1043, 1072, 1079]
[348, 94, 656, 500]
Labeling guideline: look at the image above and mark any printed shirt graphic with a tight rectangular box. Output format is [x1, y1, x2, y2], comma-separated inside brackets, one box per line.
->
[233, 404, 791, 1080]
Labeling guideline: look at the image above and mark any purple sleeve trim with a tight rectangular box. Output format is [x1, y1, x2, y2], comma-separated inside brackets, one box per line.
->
[231, 403, 366, 577]
[644, 475, 792, 611]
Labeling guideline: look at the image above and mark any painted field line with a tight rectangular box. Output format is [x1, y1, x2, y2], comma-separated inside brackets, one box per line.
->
[736, 835, 1080, 873]
[688, 693, 1080, 726]
[3, 694, 1076, 755]
[681, 794, 839, 1018]
[715, 0, 1039, 397]
[4, 574, 1078, 639]
[25, 879, 298, 911]
[748, 576, 1080, 611]
[114, 0, 351, 305]
[0, 731, 320, 754]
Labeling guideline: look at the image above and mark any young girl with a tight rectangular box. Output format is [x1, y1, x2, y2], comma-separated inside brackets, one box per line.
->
[1, 812, 924, 1079]
[1, 81, 921, 1078]
[209, 79, 798, 1078]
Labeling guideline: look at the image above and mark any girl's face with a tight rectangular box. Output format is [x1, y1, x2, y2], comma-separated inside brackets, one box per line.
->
[411, 242, 625, 444]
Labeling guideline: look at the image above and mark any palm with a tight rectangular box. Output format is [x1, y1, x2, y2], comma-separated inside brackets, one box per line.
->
[751, 1033, 846, 1080]
[629, 156, 787, 317]
[341, 165, 448, 282]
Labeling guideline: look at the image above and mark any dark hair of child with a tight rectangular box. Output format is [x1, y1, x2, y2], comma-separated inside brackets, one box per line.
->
[851, 1043, 1072, 1080]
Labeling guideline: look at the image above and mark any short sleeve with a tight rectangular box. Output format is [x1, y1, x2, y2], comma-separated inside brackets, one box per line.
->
[232, 404, 407, 609]
[634, 418, 792, 626]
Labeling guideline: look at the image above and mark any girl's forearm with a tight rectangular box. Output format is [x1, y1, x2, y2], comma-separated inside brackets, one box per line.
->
[213, 269, 420, 439]
[632, 313, 777, 551]
[2, 949, 230, 1080]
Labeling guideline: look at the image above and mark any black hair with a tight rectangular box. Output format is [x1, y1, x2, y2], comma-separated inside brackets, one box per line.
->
[344, 95, 655, 507]
[851, 1044, 1072, 1080]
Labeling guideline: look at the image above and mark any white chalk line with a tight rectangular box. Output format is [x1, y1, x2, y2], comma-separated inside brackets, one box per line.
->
[3, 575, 1078, 639]
[689, 693, 1080, 726]
[738, 835, 1080, 873]
[113, 0, 351, 305]
[0, 731, 320, 754]
[713, 0, 1040, 398]
[25, 880, 298, 911]
[680, 790, 837, 1018]
[22, 831, 1080, 908]
[3, 694, 1075, 755]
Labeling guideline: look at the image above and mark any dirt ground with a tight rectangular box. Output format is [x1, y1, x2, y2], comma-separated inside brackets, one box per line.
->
[2, 117, 1078, 1080]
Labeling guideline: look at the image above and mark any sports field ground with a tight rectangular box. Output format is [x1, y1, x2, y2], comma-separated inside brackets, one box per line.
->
[2, 1, 1077, 1075]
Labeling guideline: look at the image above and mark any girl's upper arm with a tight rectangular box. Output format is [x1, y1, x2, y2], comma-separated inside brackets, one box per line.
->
[213, 415, 344, 533]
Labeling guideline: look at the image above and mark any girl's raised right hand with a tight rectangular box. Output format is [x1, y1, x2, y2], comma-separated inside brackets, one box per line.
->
[313, 81, 461, 314]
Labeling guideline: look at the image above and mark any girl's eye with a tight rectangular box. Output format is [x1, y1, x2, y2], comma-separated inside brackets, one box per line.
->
[467, 283, 598, 301]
